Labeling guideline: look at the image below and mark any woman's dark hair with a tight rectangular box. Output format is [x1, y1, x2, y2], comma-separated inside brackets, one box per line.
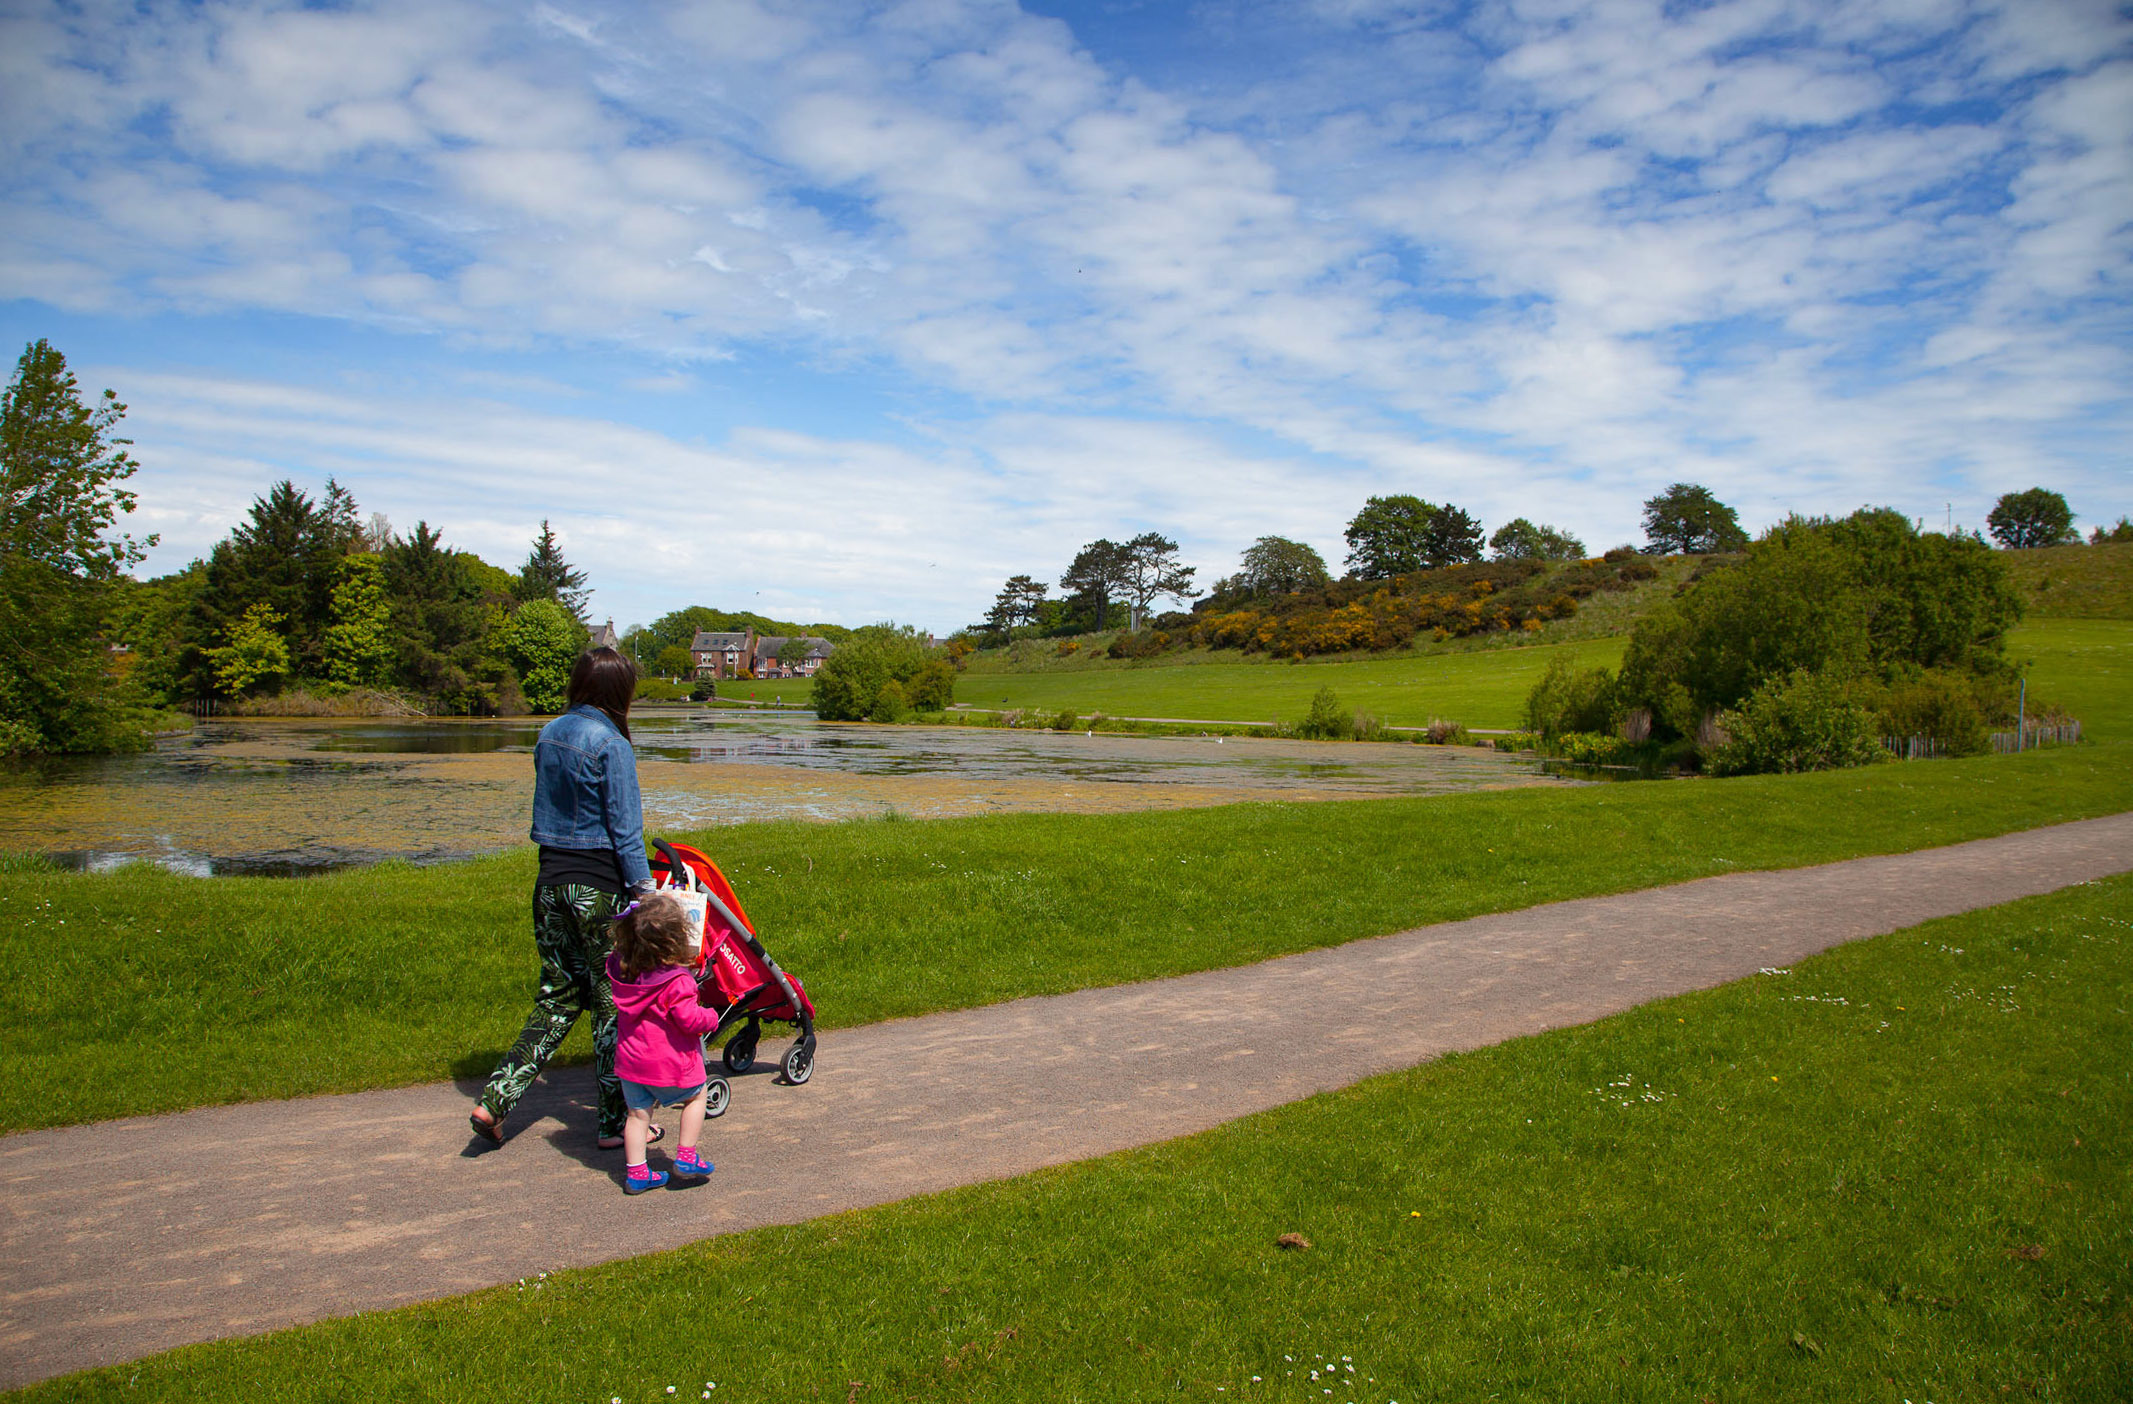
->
[567, 647, 637, 738]
[612, 893, 698, 978]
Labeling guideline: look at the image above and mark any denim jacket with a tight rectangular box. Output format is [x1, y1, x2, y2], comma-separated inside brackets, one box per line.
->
[529, 705, 652, 889]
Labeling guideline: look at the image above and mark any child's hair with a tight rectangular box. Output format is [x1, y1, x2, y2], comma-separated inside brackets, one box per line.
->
[611, 893, 698, 978]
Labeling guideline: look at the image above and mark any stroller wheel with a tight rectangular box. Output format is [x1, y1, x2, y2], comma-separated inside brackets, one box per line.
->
[704, 1077, 731, 1119]
[723, 1029, 758, 1074]
[780, 1041, 814, 1085]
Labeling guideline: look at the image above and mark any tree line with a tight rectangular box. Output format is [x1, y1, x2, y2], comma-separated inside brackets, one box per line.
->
[0, 340, 603, 753]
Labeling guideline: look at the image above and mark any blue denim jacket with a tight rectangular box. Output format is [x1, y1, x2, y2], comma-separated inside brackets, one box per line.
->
[528, 705, 652, 888]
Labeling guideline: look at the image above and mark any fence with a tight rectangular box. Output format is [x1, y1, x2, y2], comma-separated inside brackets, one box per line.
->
[1883, 718, 2083, 760]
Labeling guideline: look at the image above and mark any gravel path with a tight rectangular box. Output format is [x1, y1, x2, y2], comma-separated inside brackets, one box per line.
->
[3, 812, 2129, 1388]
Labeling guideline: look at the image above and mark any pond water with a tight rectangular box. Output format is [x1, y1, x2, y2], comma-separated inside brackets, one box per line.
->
[0, 709, 1572, 876]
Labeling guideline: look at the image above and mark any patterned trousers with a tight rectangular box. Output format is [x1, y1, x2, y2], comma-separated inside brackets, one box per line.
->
[480, 883, 625, 1138]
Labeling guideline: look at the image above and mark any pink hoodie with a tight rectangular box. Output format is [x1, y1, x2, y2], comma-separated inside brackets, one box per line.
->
[605, 954, 722, 1087]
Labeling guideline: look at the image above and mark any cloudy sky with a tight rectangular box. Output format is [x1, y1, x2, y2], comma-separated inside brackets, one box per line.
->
[3, 0, 2127, 633]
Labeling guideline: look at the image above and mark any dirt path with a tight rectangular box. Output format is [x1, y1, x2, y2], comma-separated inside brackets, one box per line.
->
[4, 813, 2130, 1388]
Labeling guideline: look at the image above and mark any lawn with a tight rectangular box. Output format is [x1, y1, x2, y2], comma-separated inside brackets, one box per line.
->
[2011, 540, 2133, 619]
[21, 874, 2129, 1402]
[951, 634, 1627, 729]
[4, 729, 2129, 1135]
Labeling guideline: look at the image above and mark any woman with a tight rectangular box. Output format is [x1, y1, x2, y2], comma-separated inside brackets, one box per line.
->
[470, 646, 659, 1150]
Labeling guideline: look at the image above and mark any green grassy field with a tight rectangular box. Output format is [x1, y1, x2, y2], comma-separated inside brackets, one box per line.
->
[2011, 540, 2133, 618]
[22, 874, 2128, 1403]
[5, 729, 2129, 1135]
[952, 635, 1626, 729]
[2013, 619, 2131, 740]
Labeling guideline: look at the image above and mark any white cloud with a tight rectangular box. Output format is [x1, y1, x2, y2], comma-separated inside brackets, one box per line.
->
[4, 0, 2128, 612]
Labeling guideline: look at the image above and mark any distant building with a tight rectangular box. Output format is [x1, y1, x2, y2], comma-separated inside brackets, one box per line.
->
[588, 619, 619, 651]
[690, 630, 754, 679]
[752, 635, 835, 679]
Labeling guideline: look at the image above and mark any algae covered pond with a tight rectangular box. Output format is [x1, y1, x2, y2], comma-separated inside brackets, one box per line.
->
[0, 709, 1569, 876]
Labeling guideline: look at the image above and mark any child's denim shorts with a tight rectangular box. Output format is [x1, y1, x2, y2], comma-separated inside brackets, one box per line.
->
[621, 1078, 707, 1111]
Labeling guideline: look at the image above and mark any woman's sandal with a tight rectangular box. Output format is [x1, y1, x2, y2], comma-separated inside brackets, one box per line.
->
[597, 1123, 663, 1151]
[468, 1107, 503, 1145]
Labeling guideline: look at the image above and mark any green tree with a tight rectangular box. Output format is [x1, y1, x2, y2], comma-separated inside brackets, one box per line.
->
[1060, 539, 1133, 633]
[1343, 495, 1434, 579]
[655, 644, 695, 679]
[810, 625, 931, 721]
[1119, 532, 1199, 629]
[1489, 518, 1586, 561]
[514, 519, 590, 619]
[2092, 517, 2133, 545]
[385, 523, 512, 711]
[1617, 508, 2020, 740]
[181, 480, 349, 693]
[0, 339, 155, 754]
[1236, 536, 1331, 596]
[503, 599, 584, 712]
[322, 554, 395, 689]
[1986, 489, 2076, 550]
[1641, 483, 1748, 555]
[1421, 505, 1485, 568]
[207, 604, 292, 695]
[981, 575, 1049, 637]
[777, 637, 811, 671]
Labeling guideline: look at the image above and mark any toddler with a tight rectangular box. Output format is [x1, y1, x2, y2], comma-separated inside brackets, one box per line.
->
[605, 892, 721, 1193]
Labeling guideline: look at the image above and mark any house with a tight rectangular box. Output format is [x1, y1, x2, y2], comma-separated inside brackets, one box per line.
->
[752, 635, 835, 679]
[588, 619, 618, 651]
[689, 630, 755, 679]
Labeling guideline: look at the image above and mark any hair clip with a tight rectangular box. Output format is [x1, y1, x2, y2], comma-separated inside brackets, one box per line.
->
[615, 899, 642, 920]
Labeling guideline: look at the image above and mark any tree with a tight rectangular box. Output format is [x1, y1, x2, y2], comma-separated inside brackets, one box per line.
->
[1616, 508, 2020, 739]
[1490, 518, 1587, 562]
[0, 339, 155, 754]
[385, 522, 509, 709]
[1236, 536, 1330, 596]
[504, 599, 584, 712]
[2092, 517, 2133, 545]
[207, 604, 293, 695]
[181, 480, 347, 692]
[809, 624, 932, 721]
[1120, 532, 1199, 629]
[1641, 483, 1748, 555]
[1420, 505, 1485, 568]
[322, 554, 394, 689]
[1986, 489, 2076, 550]
[655, 644, 694, 679]
[515, 519, 590, 619]
[1060, 538, 1133, 633]
[1343, 495, 1434, 579]
[777, 637, 811, 670]
[982, 574, 1049, 636]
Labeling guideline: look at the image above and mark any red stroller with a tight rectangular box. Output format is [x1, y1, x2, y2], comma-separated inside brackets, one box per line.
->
[649, 840, 819, 1095]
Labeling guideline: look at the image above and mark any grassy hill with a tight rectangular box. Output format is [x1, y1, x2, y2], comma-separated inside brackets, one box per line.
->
[2008, 541, 2133, 619]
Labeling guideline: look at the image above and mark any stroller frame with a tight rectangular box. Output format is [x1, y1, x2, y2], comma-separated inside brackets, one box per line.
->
[649, 839, 819, 1086]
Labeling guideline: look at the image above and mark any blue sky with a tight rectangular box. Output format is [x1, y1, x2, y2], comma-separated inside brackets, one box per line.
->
[2, 0, 2127, 633]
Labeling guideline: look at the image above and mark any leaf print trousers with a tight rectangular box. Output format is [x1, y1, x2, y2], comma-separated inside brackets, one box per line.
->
[479, 883, 625, 1138]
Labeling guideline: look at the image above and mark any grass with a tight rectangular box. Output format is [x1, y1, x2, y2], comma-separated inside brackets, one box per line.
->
[952, 635, 1626, 729]
[20, 873, 2130, 1402]
[2012, 619, 2132, 741]
[2010, 540, 2133, 619]
[4, 727, 2130, 1135]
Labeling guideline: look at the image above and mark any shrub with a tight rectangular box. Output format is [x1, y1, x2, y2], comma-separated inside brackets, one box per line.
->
[1051, 710, 1079, 731]
[1295, 686, 1353, 740]
[868, 679, 910, 724]
[905, 659, 957, 711]
[1424, 717, 1467, 744]
[1524, 657, 1620, 738]
[633, 677, 689, 703]
[1552, 731, 1635, 765]
[1708, 668, 1889, 776]
[1871, 669, 1998, 757]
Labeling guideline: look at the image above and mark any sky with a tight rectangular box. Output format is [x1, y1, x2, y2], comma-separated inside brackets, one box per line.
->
[2, 0, 2128, 635]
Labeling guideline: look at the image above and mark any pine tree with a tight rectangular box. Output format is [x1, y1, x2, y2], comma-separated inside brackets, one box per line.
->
[515, 520, 590, 620]
[323, 554, 394, 689]
[0, 339, 156, 753]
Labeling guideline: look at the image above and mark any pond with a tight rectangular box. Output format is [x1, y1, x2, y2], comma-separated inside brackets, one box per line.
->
[0, 709, 1573, 876]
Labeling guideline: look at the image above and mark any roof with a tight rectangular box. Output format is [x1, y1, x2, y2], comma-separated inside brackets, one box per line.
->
[588, 620, 618, 650]
[754, 635, 834, 659]
[690, 631, 752, 651]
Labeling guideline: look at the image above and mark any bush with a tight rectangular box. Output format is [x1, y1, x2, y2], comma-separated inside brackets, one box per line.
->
[810, 624, 934, 722]
[1295, 686, 1353, 739]
[1872, 669, 1996, 757]
[869, 679, 910, 724]
[633, 677, 690, 703]
[1051, 710, 1079, 731]
[1708, 669, 1890, 776]
[906, 659, 957, 711]
[1424, 717, 1467, 744]
[1525, 657, 1619, 738]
